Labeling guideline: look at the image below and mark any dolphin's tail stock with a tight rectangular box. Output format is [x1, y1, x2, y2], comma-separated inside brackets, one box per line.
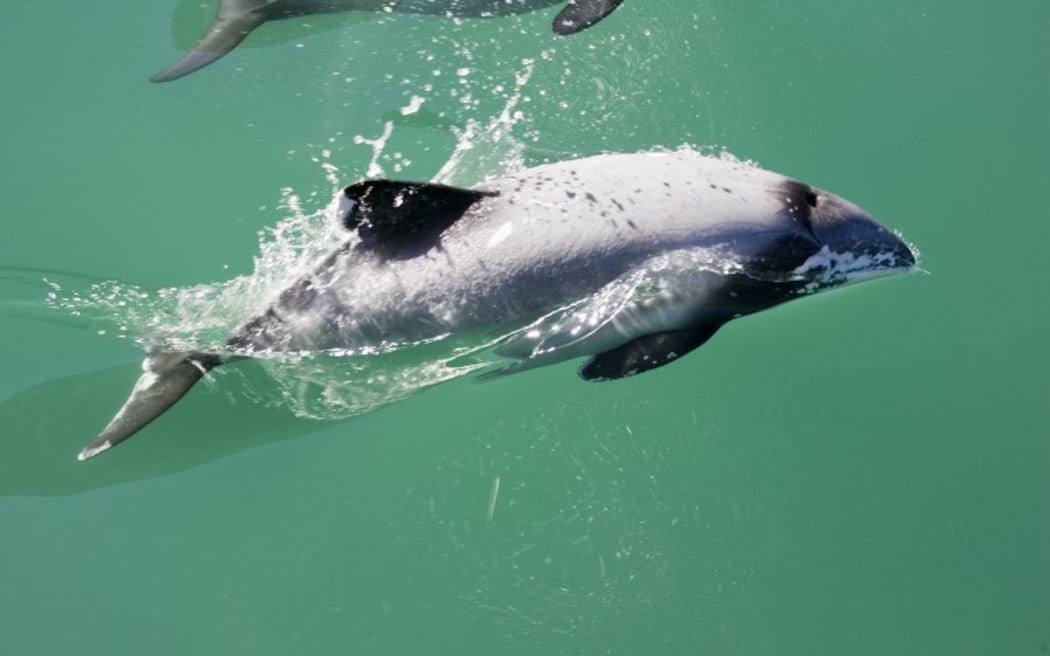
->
[78, 352, 222, 461]
[150, 0, 271, 82]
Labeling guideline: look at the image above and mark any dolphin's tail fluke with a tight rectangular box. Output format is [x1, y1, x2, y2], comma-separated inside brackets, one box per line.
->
[78, 352, 221, 461]
[150, 0, 271, 82]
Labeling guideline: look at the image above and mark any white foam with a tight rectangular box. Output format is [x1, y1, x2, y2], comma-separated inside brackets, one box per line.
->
[399, 94, 426, 116]
[792, 245, 915, 294]
[352, 121, 395, 179]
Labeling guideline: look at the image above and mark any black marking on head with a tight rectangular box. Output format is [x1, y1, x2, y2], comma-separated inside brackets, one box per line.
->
[341, 180, 497, 260]
[718, 179, 830, 274]
[778, 179, 821, 243]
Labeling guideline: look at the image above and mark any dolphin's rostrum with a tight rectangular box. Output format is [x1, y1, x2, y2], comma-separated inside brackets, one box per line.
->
[78, 150, 917, 461]
[152, 0, 627, 82]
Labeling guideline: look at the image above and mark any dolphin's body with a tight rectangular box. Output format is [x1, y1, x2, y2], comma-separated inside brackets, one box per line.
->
[152, 0, 626, 82]
[78, 151, 916, 461]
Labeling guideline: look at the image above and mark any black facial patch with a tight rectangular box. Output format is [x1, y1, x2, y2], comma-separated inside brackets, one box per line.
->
[341, 180, 497, 259]
[778, 179, 821, 243]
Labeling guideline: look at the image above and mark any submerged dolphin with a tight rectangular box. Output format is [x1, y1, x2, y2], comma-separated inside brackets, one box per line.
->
[78, 150, 916, 460]
[152, 0, 627, 82]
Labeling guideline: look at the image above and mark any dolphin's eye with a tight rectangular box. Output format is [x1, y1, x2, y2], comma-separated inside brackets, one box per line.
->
[804, 190, 818, 208]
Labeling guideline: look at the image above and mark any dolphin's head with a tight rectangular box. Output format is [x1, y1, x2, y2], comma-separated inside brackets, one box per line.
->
[775, 179, 917, 291]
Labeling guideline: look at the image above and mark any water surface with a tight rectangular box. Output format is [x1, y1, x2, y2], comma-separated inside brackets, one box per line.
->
[1, 1, 1047, 654]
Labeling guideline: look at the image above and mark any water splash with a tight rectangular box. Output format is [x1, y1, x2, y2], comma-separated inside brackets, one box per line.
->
[353, 121, 395, 178]
[434, 56, 536, 185]
[40, 58, 557, 422]
[44, 185, 346, 354]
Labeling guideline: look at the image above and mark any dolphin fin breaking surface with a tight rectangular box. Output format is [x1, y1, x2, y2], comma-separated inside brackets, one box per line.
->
[341, 180, 498, 259]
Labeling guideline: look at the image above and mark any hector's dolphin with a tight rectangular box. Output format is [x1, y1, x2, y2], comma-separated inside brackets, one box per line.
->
[78, 150, 916, 460]
[152, 0, 627, 82]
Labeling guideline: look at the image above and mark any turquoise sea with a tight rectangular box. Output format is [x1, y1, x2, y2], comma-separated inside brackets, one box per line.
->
[1, 1, 1047, 654]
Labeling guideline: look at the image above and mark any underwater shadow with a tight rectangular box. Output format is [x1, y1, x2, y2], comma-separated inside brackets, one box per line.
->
[0, 361, 330, 498]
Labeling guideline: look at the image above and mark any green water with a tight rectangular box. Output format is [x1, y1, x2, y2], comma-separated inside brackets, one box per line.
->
[1, 1, 1047, 653]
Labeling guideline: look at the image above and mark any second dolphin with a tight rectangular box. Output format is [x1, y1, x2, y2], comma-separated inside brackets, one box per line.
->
[152, 0, 627, 82]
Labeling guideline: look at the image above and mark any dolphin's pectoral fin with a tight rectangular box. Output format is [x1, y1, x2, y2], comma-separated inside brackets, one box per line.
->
[150, 2, 269, 82]
[78, 352, 220, 461]
[552, 0, 626, 35]
[578, 320, 725, 381]
[341, 180, 498, 259]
